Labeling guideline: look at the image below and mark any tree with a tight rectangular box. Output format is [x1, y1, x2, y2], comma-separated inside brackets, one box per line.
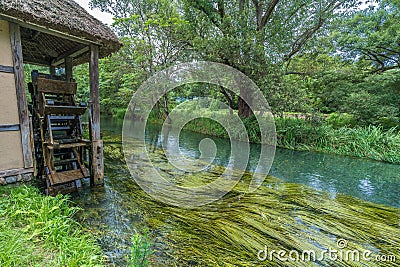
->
[182, 0, 358, 117]
[91, 0, 190, 118]
[332, 0, 400, 72]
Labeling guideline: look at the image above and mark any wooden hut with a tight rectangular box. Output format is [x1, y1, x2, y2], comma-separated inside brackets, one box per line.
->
[0, 1, 121, 191]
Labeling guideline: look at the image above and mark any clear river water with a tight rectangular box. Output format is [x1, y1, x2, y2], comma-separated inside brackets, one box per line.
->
[72, 117, 400, 266]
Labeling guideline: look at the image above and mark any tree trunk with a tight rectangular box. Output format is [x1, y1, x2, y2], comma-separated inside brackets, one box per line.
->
[163, 92, 171, 124]
[219, 85, 234, 116]
[238, 87, 254, 118]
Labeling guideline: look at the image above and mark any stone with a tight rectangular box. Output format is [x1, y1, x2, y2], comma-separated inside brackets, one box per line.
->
[5, 175, 17, 184]
[16, 174, 22, 182]
[0, 178, 6, 185]
[23, 173, 33, 182]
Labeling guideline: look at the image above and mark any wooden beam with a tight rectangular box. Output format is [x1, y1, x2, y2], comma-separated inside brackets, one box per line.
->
[0, 124, 20, 132]
[37, 78, 77, 95]
[89, 44, 104, 187]
[52, 46, 89, 67]
[90, 45, 100, 141]
[0, 65, 14, 73]
[65, 57, 73, 82]
[0, 14, 99, 46]
[23, 57, 52, 67]
[50, 169, 86, 186]
[29, 117, 37, 177]
[9, 22, 34, 169]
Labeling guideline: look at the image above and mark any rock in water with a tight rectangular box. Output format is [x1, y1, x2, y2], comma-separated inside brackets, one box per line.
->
[0, 178, 7, 185]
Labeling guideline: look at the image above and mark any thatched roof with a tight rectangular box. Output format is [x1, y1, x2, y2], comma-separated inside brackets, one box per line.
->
[0, 0, 121, 65]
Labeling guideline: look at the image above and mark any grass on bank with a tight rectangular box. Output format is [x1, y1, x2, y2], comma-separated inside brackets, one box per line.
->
[0, 186, 104, 267]
[275, 117, 400, 163]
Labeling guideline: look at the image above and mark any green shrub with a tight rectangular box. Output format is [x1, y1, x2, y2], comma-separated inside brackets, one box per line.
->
[326, 112, 356, 128]
[275, 117, 400, 163]
[112, 108, 127, 120]
[129, 231, 152, 267]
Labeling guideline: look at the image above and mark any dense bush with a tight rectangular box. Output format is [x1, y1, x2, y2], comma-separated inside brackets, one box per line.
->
[312, 69, 400, 127]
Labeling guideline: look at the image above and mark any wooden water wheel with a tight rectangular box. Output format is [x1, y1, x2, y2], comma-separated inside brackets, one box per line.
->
[29, 70, 91, 195]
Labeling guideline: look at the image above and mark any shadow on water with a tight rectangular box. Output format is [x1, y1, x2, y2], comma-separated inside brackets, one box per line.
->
[72, 117, 400, 266]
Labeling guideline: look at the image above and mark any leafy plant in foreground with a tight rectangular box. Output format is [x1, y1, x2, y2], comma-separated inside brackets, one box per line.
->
[129, 230, 152, 267]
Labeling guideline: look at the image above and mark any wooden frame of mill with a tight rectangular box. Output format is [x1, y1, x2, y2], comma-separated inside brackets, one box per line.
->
[0, 1, 121, 193]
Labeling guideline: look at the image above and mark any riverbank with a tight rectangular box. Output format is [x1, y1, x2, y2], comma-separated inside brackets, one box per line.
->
[0, 186, 104, 266]
[275, 117, 400, 164]
[147, 110, 400, 164]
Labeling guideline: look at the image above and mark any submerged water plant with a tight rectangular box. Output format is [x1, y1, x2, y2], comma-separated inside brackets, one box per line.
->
[90, 134, 400, 266]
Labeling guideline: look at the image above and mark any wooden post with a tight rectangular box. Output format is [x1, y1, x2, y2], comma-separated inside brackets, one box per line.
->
[9, 22, 33, 169]
[89, 44, 104, 187]
[50, 66, 56, 76]
[65, 56, 73, 82]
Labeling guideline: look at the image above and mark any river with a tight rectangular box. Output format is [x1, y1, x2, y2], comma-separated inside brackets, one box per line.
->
[72, 117, 400, 266]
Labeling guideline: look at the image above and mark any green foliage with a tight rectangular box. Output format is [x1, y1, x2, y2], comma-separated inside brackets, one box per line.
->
[310, 65, 366, 113]
[275, 117, 400, 163]
[73, 63, 90, 105]
[80, 0, 400, 132]
[183, 117, 227, 137]
[112, 108, 127, 120]
[332, 0, 400, 71]
[86, 0, 190, 117]
[275, 117, 326, 150]
[128, 231, 152, 267]
[87, 0, 359, 118]
[311, 68, 400, 126]
[0, 186, 104, 266]
[278, 51, 400, 128]
[242, 115, 262, 143]
[326, 112, 356, 128]
[345, 69, 400, 127]
[181, 0, 358, 116]
[261, 72, 314, 115]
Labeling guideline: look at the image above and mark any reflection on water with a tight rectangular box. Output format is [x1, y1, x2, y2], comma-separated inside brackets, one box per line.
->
[270, 149, 400, 208]
[359, 177, 375, 196]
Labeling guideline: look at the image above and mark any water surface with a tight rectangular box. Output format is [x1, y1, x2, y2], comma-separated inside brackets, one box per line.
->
[105, 117, 400, 208]
[72, 117, 400, 266]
